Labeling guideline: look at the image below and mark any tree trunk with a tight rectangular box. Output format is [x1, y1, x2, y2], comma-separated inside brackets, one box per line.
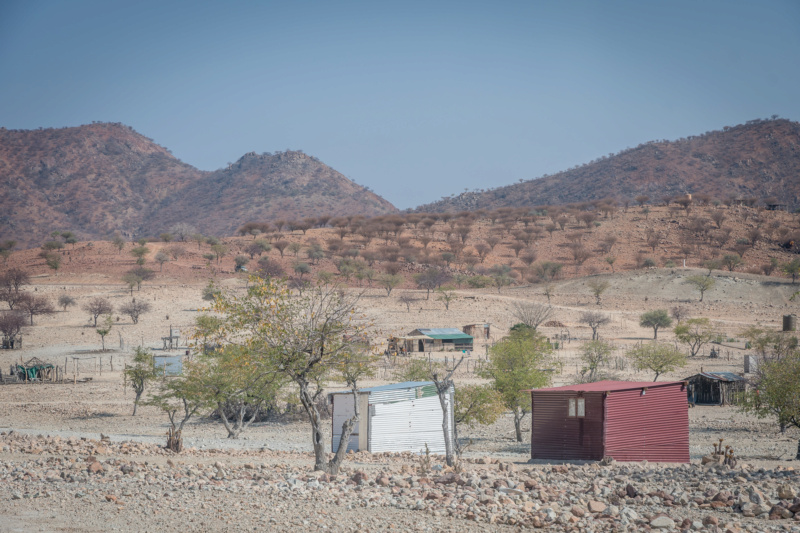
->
[435, 385, 455, 466]
[133, 390, 142, 415]
[653, 328, 658, 340]
[298, 380, 328, 472]
[513, 409, 524, 442]
[796, 438, 800, 460]
[328, 387, 360, 475]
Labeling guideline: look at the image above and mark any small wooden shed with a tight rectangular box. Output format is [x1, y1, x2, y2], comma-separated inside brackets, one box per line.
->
[328, 381, 454, 454]
[462, 323, 491, 340]
[530, 380, 689, 463]
[683, 372, 747, 405]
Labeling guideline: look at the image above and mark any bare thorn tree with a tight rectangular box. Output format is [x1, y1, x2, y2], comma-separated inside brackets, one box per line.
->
[510, 301, 553, 331]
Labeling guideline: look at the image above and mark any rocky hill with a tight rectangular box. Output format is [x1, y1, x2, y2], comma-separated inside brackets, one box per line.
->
[0, 123, 397, 247]
[414, 118, 800, 212]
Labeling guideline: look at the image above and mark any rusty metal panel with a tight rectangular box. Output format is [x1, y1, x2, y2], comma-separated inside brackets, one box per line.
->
[603, 383, 689, 463]
[531, 391, 605, 461]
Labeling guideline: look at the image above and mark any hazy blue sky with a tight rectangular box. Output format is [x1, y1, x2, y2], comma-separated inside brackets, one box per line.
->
[1, 1, 799, 209]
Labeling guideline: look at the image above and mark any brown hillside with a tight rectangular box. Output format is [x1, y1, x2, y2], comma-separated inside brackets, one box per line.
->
[144, 150, 397, 238]
[0, 123, 397, 247]
[415, 118, 800, 213]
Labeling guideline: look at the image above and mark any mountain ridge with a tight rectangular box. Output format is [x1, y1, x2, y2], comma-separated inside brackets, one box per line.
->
[0, 123, 397, 246]
[413, 118, 800, 213]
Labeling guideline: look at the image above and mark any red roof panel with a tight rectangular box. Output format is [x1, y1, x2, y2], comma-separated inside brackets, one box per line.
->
[529, 380, 685, 393]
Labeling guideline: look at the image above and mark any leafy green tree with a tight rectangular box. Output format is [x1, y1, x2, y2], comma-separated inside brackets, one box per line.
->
[783, 258, 800, 284]
[587, 279, 610, 305]
[183, 345, 285, 438]
[123, 347, 162, 415]
[130, 245, 150, 265]
[378, 274, 402, 296]
[122, 273, 141, 296]
[686, 274, 715, 301]
[479, 328, 556, 442]
[211, 243, 228, 264]
[639, 309, 672, 339]
[721, 254, 743, 272]
[739, 349, 800, 457]
[58, 295, 76, 311]
[83, 297, 113, 327]
[43, 251, 61, 271]
[739, 326, 800, 441]
[119, 299, 151, 324]
[207, 277, 374, 473]
[96, 315, 113, 351]
[626, 342, 687, 381]
[580, 311, 610, 340]
[674, 318, 716, 357]
[436, 286, 456, 311]
[112, 234, 125, 254]
[202, 281, 221, 301]
[154, 251, 170, 271]
[576, 340, 613, 382]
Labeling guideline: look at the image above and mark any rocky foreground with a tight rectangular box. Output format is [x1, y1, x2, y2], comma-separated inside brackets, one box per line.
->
[2, 432, 800, 532]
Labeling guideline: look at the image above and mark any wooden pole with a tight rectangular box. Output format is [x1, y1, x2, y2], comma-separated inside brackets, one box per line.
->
[73, 358, 76, 385]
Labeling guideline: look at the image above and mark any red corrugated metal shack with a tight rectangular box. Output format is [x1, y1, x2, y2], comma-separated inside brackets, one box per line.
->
[529, 380, 689, 463]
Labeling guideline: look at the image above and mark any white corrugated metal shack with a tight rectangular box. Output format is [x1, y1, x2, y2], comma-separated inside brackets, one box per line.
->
[328, 381, 454, 454]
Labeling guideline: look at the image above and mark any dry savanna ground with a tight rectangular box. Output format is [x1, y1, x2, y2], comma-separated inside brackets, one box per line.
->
[1, 204, 800, 531]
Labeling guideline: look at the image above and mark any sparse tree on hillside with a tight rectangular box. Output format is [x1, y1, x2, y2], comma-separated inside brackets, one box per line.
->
[639, 309, 672, 340]
[710, 210, 726, 229]
[130, 245, 150, 265]
[58, 295, 76, 311]
[686, 274, 715, 301]
[83, 297, 113, 327]
[120, 299, 152, 324]
[627, 342, 687, 381]
[211, 244, 228, 264]
[166, 244, 185, 260]
[435, 286, 456, 311]
[510, 301, 553, 331]
[635, 195, 650, 207]
[721, 254, 742, 272]
[17, 294, 55, 325]
[273, 240, 289, 257]
[96, 315, 113, 351]
[170, 223, 196, 242]
[783, 259, 800, 284]
[154, 251, 170, 271]
[379, 274, 402, 296]
[580, 311, 610, 341]
[0, 312, 26, 344]
[587, 279, 610, 305]
[43, 252, 61, 271]
[398, 293, 416, 312]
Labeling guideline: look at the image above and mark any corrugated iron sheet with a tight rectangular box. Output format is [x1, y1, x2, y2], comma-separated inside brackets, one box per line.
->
[603, 383, 689, 463]
[531, 392, 605, 460]
[369, 392, 453, 454]
[531, 380, 685, 393]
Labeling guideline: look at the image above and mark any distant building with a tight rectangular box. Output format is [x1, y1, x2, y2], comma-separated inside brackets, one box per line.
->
[462, 323, 491, 340]
[683, 372, 747, 405]
[529, 380, 689, 463]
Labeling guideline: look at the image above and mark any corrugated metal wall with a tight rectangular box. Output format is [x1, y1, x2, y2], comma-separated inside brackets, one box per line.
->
[603, 384, 689, 463]
[531, 392, 605, 460]
[369, 395, 449, 453]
